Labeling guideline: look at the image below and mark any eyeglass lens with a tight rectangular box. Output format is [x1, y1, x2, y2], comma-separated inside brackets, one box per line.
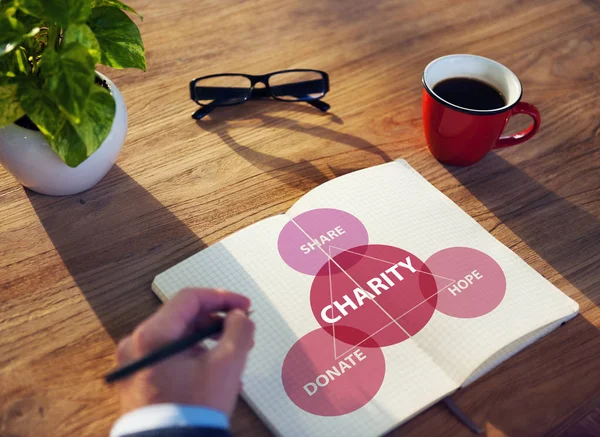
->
[194, 71, 326, 106]
[194, 75, 252, 106]
[268, 71, 326, 101]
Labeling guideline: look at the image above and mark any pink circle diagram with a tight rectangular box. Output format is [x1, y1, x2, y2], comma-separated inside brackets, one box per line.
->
[281, 326, 385, 416]
[310, 244, 438, 347]
[277, 208, 508, 416]
[278, 208, 368, 275]
[424, 247, 506, 318]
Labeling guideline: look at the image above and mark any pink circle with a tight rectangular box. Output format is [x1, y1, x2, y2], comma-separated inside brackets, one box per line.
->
[310, 245, 438, 347]
[278, 209, 368, 275]
[281, 326, 385, 416]
[424, 247, 506, 318]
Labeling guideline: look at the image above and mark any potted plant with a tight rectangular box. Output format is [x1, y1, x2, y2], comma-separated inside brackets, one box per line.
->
[0, 0, 145, 195]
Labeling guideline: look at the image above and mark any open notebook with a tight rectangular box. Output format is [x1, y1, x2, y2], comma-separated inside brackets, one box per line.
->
[153, 160, 578, 437]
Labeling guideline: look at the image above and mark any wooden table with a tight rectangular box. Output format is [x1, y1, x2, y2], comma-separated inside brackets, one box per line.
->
[1, 0, 599, 435]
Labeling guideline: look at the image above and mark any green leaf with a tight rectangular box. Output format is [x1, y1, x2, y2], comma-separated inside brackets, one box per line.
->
[68, 85, 115, 157]
[18, 80, 116, 167]
[40, 43, 95, 123]
[15, 0, 91, 26]
[0, 83, 24, 126]
[0, 0, 17, 16]
[17, 80, 65, 137]
[49, 86, 116, 167]
[14, 7, 45, 30]
[90, 0, 142, 20]
[0, 14, 39, 56]
[50, 120, 88, 166]
[88, 7, 145, 71]
[63, 23, 101, 64]
[0, 46, 29, 76]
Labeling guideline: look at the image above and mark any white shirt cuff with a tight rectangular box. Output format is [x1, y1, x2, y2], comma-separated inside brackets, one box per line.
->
[110, 404, 229, 437]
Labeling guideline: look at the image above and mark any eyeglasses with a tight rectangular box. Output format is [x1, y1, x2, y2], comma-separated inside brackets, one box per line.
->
[189, 69, 330, 120]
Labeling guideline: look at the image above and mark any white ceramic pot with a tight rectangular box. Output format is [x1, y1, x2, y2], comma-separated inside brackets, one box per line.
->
[0, 72, 127, 196]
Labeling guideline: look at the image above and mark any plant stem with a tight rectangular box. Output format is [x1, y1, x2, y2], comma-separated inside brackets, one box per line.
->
[48, 25, 60, 50]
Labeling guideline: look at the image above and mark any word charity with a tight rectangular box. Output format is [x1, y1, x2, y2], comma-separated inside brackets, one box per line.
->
[320, 256, 417, 323]
[303, 349, 367, 396]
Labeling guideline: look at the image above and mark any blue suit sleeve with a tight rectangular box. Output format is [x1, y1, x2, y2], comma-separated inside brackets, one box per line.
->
[110, 404, 230, 437]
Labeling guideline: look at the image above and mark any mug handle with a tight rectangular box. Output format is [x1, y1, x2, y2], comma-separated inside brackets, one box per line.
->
[493, 102, 541, 149]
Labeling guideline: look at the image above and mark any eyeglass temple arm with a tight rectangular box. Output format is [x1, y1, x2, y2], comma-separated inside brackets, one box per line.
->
[192, 106, 214, 120]
[307, 99, 330, 112]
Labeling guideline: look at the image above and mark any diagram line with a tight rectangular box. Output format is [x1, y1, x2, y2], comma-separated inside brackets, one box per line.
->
[413, 269, 456, 283]
[335, 279, 457, 358]
[327, 251, 337, 360]
[330, 245, 457, 282]
[290, 219, 411, 359]
[329, 246, 396, 266]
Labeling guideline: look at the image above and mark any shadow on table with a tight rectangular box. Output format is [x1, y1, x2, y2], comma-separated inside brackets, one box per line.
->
[26, 165, 208, 342]
[26, 164, 346, 433]
[582, 0, 600, 13]
[392, 152, 600, 436]
[195, 100, 392, 190]
[446, 152, 600, 307]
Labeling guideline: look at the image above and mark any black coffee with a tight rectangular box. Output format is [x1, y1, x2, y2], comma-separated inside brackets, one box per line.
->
[433, 77, 506, 110]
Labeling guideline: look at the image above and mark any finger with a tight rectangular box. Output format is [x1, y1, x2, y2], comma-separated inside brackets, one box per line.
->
[191, 314, 223, 342]
[214, 309, 255, 359]
[116, 336, 134, 366]
[187, 343, 208, 358]
[208, 333, 223, 342]
[133, 289, 250, 352]
[192, 312, 225, 329]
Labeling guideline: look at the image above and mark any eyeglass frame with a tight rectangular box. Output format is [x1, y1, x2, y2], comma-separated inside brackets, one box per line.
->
[189, 69, 330, 119]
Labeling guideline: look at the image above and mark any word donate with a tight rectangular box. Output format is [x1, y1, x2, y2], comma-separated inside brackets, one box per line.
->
[303, 349, 366, 396]
[282, 327, 385, 416]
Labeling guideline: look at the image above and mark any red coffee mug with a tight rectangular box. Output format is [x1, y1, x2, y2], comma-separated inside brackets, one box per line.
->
[422, 54, 541, 166]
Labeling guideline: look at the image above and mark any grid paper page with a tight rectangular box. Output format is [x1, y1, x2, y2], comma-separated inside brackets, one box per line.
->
[462, 318, 565, 386]
[287, 160, 578, 386]
[153, 214, 456, 437]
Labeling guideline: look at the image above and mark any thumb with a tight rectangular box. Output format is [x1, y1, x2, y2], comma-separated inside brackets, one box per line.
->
[214, 309, 255, 360]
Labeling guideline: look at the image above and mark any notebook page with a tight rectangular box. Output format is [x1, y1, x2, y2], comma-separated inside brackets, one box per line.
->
[462, 318, 567, 386]
[286, 160, 578, 386]
[153, 214, 456, 436]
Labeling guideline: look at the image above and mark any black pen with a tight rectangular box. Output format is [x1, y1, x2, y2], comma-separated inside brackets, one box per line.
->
[105, 311, 252, 384]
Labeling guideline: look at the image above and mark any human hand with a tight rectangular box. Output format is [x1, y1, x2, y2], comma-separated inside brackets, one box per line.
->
[114, 288, 254, 416]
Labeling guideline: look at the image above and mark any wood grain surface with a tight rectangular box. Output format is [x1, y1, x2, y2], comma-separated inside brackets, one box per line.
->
[1, 0, 599, 436]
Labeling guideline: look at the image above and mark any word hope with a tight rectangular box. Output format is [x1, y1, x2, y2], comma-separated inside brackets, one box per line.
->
[448, 270, 483, 296]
